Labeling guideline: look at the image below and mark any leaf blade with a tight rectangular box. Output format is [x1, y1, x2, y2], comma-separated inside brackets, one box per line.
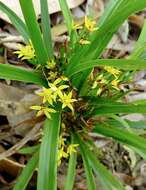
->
[0, 2, 29, 42]
[40, 0, 53, 59]
[13, 152, 39, 190]
[66, 0, 146, 82]
[64, 133, 77, 190]
[66, 59, 146, 77]
[0, 63, 47, 87]
[37, 113, 61, 190]
[19, 0, 48, 65]
[91, 104, 146, 116]
[75, 133, 125, 190]
[93, 124, 146, 155]
[77, 135, 96, 190]
[59, 0, 73, 35]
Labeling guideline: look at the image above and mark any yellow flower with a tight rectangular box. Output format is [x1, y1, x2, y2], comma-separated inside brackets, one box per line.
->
[92, 78, 108, 89]
[111, 79, 120, 90]
[15, 43, 35, 60]
[60, 76, 69, 82]
[30, 105, 56, 119]
[96, 74, 104, 80]
[46, 59, 56, 69]
[67, 144, 79, 155]
[48, 78, 69, 100]
[48, 71, 57, 80]
[104, 66, 121, 78]
[92, 81, 98, 89]
[84, 16, 97, 32]
[58, 136, 66, 148]
[36, 88, 54, 104]
[100, 78, 108, 84]
[96, 88, 102, 96]
[61, 123, 66, 129]
[72, 21, 83, 30]
[59, 91, 76, 112]
[57, 148, 68, 166]
[79, 38, 90, 45]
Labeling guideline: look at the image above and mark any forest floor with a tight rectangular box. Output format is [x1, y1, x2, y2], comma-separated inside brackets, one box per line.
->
[1, 0, 146, 189]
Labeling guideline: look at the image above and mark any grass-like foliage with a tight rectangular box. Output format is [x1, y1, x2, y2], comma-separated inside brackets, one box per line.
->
[1, 0, 146, 189]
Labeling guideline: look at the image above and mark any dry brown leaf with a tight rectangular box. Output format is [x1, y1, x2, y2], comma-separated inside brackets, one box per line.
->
[0, 83, 40, 116]
[0, 0, 85, 23]
[0, 158, 24, 177]
[129, 15, 144, 28]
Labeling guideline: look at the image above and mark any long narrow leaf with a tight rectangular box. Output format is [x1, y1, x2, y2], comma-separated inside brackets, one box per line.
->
[133, 20, 146, 52]
[107, 119, 146, 130]
[75, 133, 125, 190]
[68, 0, 146, 66]
[98, 0, 122, 27]
[13, 152, 39, 190]
[67, 0, 146, 80]
[64, 133, 77, 190]
[19, 0, 48, 65]
[84, 96, 146, 116]
[82, 154, 96, 190]
[19, 145, 40, 155]
[37, 113, 61, 190]
[91, 104, 146, 116]
[40, 0, 53, 59]
[77, 134, 96, 190]
[130, 19, 146, 59]
[65, 59, 146, 77]
[59, 0, 73, 35]
[0, 2, 29, 42]
[83, 96, 124, 106]
[0, 63, 47, 87]
[93, 124, 146, 155]
[85, 0, 146, 60]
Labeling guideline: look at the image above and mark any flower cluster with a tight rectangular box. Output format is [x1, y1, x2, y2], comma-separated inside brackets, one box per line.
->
[104, 66, 121, 90]
[90, 65, 122, 96]
[15, 42, 35, 60]
[104, 66, 121, 78]
[84, 16, 97, 32]
[30, 105, 56, 119]
[31, 78, 76, 119]
[57, 135, 78, 166]
[73, 16, 98, 46]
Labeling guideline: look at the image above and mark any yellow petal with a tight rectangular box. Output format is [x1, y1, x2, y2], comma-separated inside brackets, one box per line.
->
[79, 39, 90, 45]
[30, 105, 41, 110]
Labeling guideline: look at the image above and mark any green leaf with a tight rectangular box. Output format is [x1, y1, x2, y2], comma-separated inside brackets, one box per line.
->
[77, 135, 96, 190]
[0, 2, 29, 42]
[37, 113, 61, 190]
[130, 19, 146, 59]
[0, 63, 47, 87]
[19, 0, 48, 65]
[64, 133, 77, 190]
[93, 124, 146, 156]
[85, 0, 146, 60]
[91, 103, 146, 116]
[82, 155, 96, 190]
[66, 0, 146, 82]
[106, 119, 146, 130]
[132, 19, 146, 53]
[13, 152, 39, 190]
[19, 145, 40, 155]
[40, 0, 53, 59]
[65, 59, 146, 77]
[83, 96, 146, 116]
[59, 0, 73, 35]
[75, 133, 125, 190]
[98, 0, 122, 27]
[83, 96, 124, 106]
